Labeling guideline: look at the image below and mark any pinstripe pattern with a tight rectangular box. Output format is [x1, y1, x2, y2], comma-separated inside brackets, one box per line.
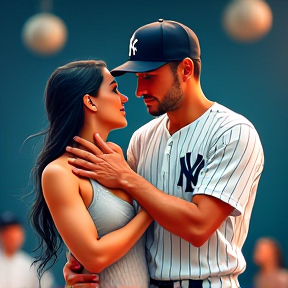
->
[127, 103, 264, 288]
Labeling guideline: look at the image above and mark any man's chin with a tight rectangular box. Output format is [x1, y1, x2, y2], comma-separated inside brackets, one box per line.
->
[147, 108, 165, 117]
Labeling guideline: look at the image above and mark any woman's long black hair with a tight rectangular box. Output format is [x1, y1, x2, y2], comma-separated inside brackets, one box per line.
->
[29, 60, 107, 277]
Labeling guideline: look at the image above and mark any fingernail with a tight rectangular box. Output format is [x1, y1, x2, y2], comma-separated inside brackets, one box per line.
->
[73, 136, 79, 140]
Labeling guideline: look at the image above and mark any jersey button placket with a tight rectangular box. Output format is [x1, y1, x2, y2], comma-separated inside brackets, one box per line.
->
[162, 140, 173, 192]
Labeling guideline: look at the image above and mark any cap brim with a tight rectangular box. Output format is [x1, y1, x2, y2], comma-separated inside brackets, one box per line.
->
[110, 60, 167, 77]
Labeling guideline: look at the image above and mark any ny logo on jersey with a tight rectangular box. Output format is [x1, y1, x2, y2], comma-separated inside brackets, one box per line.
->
[129, 33, 138, 56]
[177, 153, 205, 192]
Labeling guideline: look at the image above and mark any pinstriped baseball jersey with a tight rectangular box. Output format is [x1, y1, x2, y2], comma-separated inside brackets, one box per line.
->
[127, 102, 264, 288]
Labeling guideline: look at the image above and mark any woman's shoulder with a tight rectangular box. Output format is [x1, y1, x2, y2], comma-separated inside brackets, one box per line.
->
[42, 154, 75, 181]
[42, 154, 81, 200]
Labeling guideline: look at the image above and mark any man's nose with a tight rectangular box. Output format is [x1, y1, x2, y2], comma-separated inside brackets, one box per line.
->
[135, 79, 147, 98]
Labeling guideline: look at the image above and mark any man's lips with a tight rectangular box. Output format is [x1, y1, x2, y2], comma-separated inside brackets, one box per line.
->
[143, 96, 156, 104]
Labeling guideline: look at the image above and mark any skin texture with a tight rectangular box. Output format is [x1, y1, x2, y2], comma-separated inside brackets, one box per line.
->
[42, 67, 152, 279]
[63, 59, 234, 286]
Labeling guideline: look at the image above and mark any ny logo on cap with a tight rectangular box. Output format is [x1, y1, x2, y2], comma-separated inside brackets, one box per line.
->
[129, 33, 138, 57]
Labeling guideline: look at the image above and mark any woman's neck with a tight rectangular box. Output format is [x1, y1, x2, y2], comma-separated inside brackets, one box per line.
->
[76, 122, 109, 151]
[260, 261, 279, 274]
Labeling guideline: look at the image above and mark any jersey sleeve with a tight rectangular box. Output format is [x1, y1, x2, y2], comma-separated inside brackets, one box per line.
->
[127, 130, 139, 172]
[128, 132, 141, 213]
[194, 123, 264, 216]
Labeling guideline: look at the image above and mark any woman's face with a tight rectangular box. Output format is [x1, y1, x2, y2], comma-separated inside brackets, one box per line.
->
[253, 238, 278, 266]
[94, 67, 128, 131]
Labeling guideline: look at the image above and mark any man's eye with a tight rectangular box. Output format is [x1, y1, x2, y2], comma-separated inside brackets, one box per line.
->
[143, 75, 153, 80]
[113, 87, 118, 93]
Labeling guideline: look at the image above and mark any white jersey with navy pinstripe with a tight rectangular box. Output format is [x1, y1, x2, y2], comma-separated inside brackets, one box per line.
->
[127, 102, 264, 288]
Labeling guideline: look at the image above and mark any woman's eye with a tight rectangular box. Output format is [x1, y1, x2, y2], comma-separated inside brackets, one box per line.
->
[113, 87, 118, 93]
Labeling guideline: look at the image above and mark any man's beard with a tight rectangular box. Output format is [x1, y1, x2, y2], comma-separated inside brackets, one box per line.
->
[150, 76, 183, 117]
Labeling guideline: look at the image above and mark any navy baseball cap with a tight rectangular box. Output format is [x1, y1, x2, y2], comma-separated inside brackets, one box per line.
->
[111, 19, 201, 77]
[0, 211, 21, 229]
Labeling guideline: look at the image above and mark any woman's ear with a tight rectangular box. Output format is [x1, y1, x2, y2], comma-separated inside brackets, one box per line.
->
[83, 94, 97, 111]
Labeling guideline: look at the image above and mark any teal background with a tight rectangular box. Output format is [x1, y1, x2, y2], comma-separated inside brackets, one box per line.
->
[0, 0, 287, 287]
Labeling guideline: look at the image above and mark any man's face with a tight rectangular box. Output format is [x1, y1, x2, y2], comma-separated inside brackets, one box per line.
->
[135, 63, 184, 116]
[0, 224, 25, 255]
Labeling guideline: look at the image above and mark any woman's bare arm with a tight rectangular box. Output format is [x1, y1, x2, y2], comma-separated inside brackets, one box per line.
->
[42, 162, 152, 273]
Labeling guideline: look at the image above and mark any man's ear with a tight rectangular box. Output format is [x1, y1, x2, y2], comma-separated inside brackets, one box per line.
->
[182, 58, 193, 81]
[83, 94, 97, 111]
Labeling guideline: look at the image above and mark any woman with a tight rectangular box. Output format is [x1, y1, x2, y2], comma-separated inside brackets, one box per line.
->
[29, 60, 152, 288]
[253, 237, 288, 288]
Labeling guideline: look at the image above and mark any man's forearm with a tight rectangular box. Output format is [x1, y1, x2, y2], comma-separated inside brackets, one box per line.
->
[118, 170, 201, 243]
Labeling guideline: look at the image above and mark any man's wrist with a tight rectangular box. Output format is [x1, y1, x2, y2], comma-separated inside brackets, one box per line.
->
[119, 169, 139, 192]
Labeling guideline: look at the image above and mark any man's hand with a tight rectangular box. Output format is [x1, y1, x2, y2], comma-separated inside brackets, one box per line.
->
[66, 133, 133, 189]
[64, 253, 99, 288]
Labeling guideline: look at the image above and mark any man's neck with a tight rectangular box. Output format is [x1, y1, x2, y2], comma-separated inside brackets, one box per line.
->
[167, 97, 214, 135]
[2, 249, 16, 258]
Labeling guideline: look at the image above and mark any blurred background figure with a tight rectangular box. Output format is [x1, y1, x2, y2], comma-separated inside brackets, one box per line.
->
[0, 210, 55, 288]
[253, 237, 288, 288]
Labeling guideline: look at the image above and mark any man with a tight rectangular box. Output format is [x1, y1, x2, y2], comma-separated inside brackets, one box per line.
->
[0, 211, 55, 288]
[64, 19, 264, 288]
